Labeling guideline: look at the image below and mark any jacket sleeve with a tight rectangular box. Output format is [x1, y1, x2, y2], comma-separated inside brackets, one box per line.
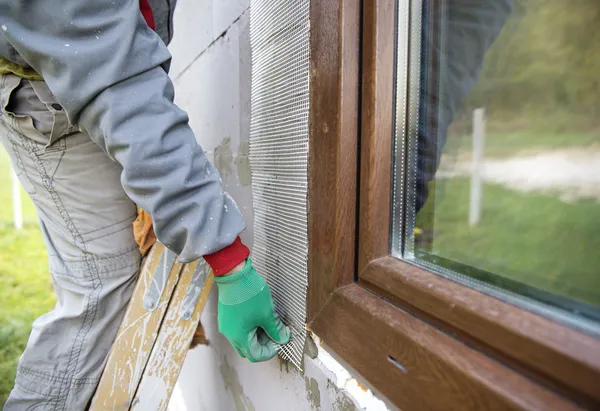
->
[0, 0, 246, 262]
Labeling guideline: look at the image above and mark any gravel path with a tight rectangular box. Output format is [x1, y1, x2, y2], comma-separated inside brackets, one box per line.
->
[437, 148, 600, 202]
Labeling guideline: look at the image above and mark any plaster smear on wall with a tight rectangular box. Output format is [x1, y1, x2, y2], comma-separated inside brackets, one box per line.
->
[220, 356, 256, 411]
[311, 335, 391, 411]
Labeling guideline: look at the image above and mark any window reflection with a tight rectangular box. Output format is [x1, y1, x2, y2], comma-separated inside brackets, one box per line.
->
[397, 0, 600, 324]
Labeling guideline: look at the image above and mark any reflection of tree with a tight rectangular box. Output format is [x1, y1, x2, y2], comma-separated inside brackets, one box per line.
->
[464, 0, 600, 131]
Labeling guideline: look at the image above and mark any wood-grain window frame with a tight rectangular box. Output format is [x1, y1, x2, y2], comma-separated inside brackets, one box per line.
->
[307, 0, 600, 409]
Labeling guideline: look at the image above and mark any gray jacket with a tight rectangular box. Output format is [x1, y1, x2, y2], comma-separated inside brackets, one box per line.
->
[0, 0, 246, 262]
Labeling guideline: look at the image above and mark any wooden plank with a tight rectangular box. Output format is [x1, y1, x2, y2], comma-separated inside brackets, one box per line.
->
[310, 284, 582, 411]
[307, 0, 360, 322]
[90, 244, 183, 411]
[130, 262, 214, 411]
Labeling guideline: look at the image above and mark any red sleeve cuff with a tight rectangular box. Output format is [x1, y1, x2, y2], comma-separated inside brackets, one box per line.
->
[203, 237, 250, 276]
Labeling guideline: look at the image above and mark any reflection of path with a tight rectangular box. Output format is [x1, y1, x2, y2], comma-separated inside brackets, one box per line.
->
[438, 148, 600, 202]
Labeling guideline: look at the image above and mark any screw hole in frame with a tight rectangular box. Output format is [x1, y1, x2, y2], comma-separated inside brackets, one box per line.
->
[387, 355, 408, 374]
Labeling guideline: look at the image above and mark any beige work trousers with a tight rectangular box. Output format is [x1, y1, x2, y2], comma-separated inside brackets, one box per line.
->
[0, 73, 141, 411]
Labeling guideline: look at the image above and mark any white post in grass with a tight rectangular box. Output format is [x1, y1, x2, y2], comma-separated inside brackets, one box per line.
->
[469, 108, 486, 227]
[11, 167, 22, 230]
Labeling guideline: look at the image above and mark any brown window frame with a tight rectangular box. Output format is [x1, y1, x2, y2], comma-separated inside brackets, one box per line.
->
[307, 0, 600, 409]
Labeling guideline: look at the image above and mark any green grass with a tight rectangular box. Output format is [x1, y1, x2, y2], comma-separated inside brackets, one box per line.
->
[0, 149, 54, 405]
[416, 178, 600, 308]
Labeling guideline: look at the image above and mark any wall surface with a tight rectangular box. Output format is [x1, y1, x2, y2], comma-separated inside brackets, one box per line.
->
[167, 1, 392, 410]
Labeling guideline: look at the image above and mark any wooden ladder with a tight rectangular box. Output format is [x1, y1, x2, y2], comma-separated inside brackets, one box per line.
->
[90, 242, 214, 411]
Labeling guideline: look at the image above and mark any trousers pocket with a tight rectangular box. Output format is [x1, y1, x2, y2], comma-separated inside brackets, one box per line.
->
[30, 80, 74, 149]
[1, 77, 71, 195]
[5, 79, 71, 152]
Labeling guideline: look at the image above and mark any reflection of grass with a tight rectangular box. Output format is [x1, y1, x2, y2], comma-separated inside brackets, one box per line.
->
[443, 131, 599, 158]
[0, 150, 54, 405]
[415, 178, 600, 307]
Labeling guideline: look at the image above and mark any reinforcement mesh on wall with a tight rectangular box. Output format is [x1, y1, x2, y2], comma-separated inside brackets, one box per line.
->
[249, 0, 309, 368]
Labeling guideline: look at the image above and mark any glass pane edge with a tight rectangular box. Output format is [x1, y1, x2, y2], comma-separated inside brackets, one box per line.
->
[406, 255, 600, 338]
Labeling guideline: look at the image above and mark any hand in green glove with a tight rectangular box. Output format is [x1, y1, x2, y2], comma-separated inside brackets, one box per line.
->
[214, 258, 291, 362]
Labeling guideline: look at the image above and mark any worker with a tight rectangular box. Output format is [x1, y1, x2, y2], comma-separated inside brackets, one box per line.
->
[415, 0, 512, 213]
[0, 1, 289, 409]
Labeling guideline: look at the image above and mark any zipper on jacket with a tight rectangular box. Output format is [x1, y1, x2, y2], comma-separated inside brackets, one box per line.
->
[166, 0, 172, 41]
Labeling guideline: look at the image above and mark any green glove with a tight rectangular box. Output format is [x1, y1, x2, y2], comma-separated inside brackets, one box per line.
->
[214, 258, 291, 362]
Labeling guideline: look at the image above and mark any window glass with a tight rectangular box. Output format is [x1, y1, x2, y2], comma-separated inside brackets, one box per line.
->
[393, 0, 600, 326]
